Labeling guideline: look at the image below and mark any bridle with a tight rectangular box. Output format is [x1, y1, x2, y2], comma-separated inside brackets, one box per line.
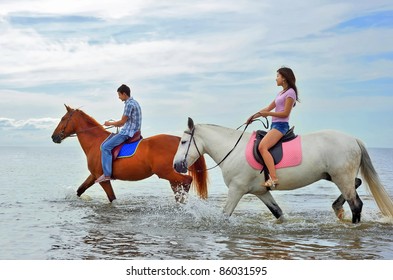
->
[58, 110, 77, 140]
[183, 126, 202, 166]
[182, 117, 269, 171]
[58, 109, 113, 140]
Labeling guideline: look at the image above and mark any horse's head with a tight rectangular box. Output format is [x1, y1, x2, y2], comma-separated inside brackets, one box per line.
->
[173, 117, 204, 173]
[51, 105, 79, 143]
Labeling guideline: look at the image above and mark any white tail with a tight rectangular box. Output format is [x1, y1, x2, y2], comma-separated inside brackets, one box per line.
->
[357, 139, 393, 218]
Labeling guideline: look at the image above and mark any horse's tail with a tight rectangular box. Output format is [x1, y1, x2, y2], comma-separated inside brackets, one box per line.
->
[357, 139, 393, 218]
[188, 155, 209, 199]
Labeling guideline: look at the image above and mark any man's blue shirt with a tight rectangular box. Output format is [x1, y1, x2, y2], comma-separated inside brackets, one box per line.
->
[119, 97, 142, 137]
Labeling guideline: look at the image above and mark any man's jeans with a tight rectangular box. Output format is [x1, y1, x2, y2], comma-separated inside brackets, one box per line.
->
[101, 134, 129, 177]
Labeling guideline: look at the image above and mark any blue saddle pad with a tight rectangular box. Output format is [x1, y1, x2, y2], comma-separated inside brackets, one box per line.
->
[117, 139, 143, 158]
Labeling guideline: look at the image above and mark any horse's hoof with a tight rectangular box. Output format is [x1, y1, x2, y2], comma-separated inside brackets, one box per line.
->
[106, 199, 119, 207]
[80, 194, 92, 201]
[335, 208, 345, 220]
[276, 215, 286, 224]
[175, 192, 188, 204]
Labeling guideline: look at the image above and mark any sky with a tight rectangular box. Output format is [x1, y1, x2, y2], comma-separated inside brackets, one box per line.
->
[0, 0, 393, 148]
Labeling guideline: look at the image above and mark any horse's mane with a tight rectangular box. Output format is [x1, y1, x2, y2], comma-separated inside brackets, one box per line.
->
[199, 123, 239, 134]
[192, 124, 246, 146]
[76, 109, 104, 128]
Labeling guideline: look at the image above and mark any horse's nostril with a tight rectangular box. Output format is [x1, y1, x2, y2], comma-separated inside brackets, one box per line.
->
[174, 160, 187, 173]
[51, 135, 61, 143]
[174, 162, 181, 172]
[174, 161, 185, 173]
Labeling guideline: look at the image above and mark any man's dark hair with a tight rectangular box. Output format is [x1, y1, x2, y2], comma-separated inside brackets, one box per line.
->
[117, 84, 131, 97]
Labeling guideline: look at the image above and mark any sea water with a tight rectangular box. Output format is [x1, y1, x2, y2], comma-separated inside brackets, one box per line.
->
[0, 146, 392, 260]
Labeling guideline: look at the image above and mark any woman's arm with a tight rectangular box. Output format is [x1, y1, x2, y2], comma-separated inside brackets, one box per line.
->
[259, 97, 295, 118]
[259, 100, 276, 114]
[246, 100, 276, 124]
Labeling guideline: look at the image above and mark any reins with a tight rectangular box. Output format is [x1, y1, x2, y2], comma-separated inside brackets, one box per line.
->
[185, 117, 269, 171]
[59, 109, 115, 139]
[67, 125, 115, 138]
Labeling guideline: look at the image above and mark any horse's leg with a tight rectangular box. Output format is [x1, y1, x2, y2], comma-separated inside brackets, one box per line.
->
[155, 166, 193, 202]
[99, 181, 116, 202]
[76, 174, 96, 197]
[255, 191, 283, 220]
[347, 193, 363, 224]
[333, 174, 363, 223]
[223, 186, 244, 216]
[170, 180, 192, 204]
[332, 178, 362, 220]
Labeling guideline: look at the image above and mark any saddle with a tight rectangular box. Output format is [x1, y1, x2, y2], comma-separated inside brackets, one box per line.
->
[253, 127, 297, 176]
[112, 131, 142, 159]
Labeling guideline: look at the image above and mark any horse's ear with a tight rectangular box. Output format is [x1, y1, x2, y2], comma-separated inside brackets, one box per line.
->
[187, 117, 194, 130]
[64, 104, 72, 112]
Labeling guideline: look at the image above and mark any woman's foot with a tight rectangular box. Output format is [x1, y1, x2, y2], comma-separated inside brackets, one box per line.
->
[263, 178, 279, 188]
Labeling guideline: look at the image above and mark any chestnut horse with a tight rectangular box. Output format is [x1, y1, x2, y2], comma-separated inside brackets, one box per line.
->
[51, 105, 208, 203]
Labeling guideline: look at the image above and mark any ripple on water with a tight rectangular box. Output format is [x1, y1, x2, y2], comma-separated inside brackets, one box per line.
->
[42, 185, 393, 260]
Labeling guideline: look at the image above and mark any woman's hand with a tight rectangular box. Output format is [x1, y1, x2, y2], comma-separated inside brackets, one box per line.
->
[259, 111, 270, 117]
[246, 110, 271, 124]
[246, 112, 260, 124]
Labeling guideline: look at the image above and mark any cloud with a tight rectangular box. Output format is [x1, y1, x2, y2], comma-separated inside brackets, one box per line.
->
[0, 117, 59, 130]
[0, 0, 260, 20]
[0, 0, 392, 147]
[0, 21, 263, 88]
[0, 0, 391, 89]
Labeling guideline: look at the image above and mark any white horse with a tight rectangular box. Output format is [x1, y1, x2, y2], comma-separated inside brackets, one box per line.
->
[173, 118, 393, 223]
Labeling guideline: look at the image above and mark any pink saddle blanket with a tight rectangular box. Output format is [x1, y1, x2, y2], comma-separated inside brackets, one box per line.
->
[245, 131, 302, 170]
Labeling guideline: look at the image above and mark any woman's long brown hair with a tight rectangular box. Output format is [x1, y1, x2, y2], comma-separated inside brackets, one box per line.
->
[277, 67, 299, 103]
